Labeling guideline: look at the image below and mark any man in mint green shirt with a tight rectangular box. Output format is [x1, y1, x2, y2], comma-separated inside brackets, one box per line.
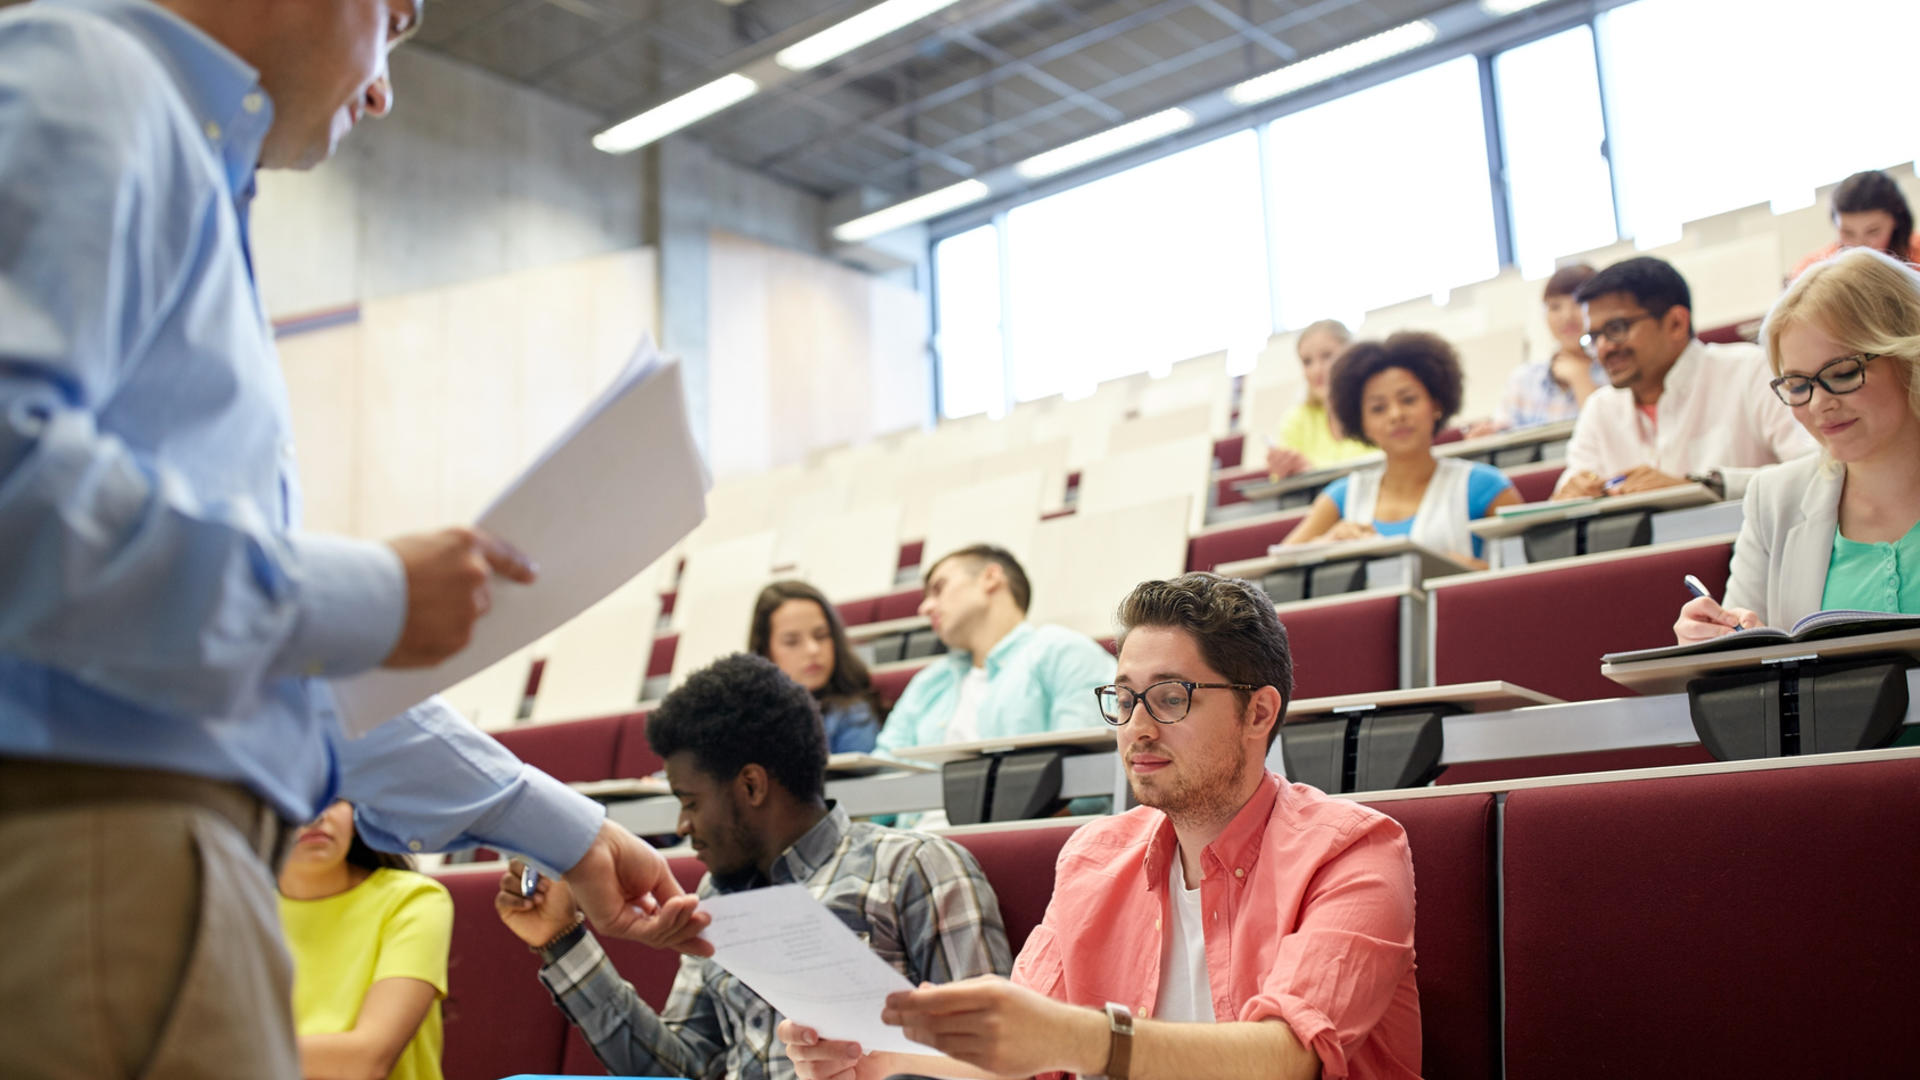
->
[877, 545, 1116, 755]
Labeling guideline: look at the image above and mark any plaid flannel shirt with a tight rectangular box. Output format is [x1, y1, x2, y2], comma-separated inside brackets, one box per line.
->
[539, 804, 1012, 1080]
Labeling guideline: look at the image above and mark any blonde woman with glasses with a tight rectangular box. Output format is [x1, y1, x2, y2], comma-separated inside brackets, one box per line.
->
[1676, 246, 1920, 643]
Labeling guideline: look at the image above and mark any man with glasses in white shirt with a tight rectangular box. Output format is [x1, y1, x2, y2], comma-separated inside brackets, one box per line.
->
[1553, 256, 1816, 502]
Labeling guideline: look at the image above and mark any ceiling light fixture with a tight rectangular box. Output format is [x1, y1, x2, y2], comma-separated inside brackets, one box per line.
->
[776, 0, 967, 72]
[833, 179, 991, 243]
[1478, 0, 1556, 15]
[593, 73, 759, 154]
[1226, 20, 1439, 107]
[1013, 108, 1196, 180]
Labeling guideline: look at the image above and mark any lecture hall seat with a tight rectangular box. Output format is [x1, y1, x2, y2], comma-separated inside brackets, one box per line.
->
[1186, 511, 1310, 572]
[491, 713, 624, 785]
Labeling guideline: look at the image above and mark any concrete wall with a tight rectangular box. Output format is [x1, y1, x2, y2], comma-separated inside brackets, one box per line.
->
[252, 47, 650, 319]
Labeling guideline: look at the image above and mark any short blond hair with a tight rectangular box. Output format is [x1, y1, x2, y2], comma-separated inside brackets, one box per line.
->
[1762, 246, 1920, 422]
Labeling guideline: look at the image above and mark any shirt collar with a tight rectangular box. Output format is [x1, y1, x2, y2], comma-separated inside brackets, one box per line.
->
[1143, 771, 1282, 890]
[979, 621, 1034, 675]
[49, 0, 274, 199]
[1657, 339, 1705, 410]
[708, 803, 848, 894]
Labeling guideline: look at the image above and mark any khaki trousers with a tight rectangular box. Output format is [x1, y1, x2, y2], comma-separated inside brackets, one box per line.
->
[0, 759, 301, 1080]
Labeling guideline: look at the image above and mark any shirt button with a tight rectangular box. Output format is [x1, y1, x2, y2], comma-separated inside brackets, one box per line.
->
[243, 91, 265, 113]
[1234, 868, 1245, 878]
[407, 840, 423, 852]
[1136, 1005, 1147, 1017]
[204, 120, 222, 141]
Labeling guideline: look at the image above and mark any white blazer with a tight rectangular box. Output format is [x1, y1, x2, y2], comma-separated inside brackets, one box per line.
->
[1722, 453, 1845, 627]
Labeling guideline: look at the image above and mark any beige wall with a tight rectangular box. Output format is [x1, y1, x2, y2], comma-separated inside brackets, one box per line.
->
[705, 231, 931, 479]
[280, 249, 659, 539]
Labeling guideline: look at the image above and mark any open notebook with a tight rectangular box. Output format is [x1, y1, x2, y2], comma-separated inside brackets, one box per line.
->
[1603, 610, 1920, 665]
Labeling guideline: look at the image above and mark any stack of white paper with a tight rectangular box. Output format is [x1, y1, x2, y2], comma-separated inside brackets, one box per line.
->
[335, 337, 710, 736]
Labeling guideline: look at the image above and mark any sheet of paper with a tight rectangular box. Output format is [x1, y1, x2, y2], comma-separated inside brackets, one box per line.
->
[332, 337, 710, 735]
[698, 884, 924, 1055]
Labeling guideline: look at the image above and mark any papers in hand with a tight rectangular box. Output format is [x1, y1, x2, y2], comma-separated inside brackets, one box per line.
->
[698, 884, 924, 1055]
[332, 337, 710, 735]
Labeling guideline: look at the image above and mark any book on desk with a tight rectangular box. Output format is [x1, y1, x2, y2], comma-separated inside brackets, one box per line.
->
[1603, 611, 1920, 665]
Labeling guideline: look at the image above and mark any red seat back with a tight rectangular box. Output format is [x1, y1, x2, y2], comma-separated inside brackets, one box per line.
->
[1502, 754, 1920, 1077]
[872, 663, 928, 708]
[1430, 541, 1732, 702]
[949, 822, 1085, 955]
[1361, 794, 1499, 1080]
[492, 713, 623, 784]
[1280, 592, 1405, 699]
[646, 633, 678, 679]
[1504, 464, 1563, 505]
[613, 710, 663, 778]
[1186, 513, 1308, 572]
[438, 868, 570, 1080]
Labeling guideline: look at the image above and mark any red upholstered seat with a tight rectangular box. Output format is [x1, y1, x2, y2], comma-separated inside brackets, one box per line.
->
[949, 823, 1084, 955]
[559, 856, 710, 1074]
[613, 711, 663, 778]
[438, 868, 571, 1080]
[1502, 754, 1920, 1078]
[1278, 592, 1404, 699]
[1503, 463, 1563, 505]
[1186, 513, 1309, 573]
[872, 663, 928, 708]
[492, 713, 623, 784]
[1430, 541, 1733, 702]
[898, 540, 925, 571]
[874, 588, 923, 622]
[835, 598, 879, 626]
[1438, 744, 1714, 786]
[1212, 434, 1244, 469]
[1360, 794, 1498, 1080]
[647, 633, 678, 679]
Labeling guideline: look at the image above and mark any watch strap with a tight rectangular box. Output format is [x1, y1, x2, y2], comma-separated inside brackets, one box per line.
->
[1103, 1001, 1135, 1080]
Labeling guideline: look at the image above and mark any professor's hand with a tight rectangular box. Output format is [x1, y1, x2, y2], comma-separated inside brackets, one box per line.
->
[382, 527, 535, 668]
[563, 820, 712, 956]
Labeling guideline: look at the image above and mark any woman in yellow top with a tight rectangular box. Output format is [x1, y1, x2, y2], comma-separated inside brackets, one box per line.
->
[1264, 318, 1376, 478]
[279, 800, 453, 1080]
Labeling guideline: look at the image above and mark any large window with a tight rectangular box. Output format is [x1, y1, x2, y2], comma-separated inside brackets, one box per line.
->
[1494, 26, 1618, 278]
[1002, 131, 1270, 402]
[932, 223, 1004, 419]
[1264, 56, 1500, 329]
[1599, 0, 1920, 244]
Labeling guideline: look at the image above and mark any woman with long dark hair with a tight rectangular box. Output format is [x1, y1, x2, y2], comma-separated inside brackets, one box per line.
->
[1792, 169, 1920, 278]
[748, 580, 885, 753]
[278, 801, 451, 1080]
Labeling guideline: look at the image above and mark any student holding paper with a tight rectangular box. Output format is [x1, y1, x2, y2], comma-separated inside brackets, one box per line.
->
[1676, 247, 1920, 643]
[783, 574, 1420, 1080]
[494, 653, 1012, 1080]
[1283, 331, 1519, 565]
[0, 5, 699, 1077]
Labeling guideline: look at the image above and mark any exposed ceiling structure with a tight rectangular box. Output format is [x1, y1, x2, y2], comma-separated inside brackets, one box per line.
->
[417, 0, 1469, 202]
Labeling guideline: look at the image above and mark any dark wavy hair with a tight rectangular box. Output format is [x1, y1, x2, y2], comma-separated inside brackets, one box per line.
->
[1116, 574, 1294, 748]
[1576, 255, 1694, 336]
[748, 580, 883, 718]
[1832, 170, 1915, 262]
[1327, 331, 1465, 447]
[342, 806, 414, 872]
[1543, 262, 1595, 300]
[647, 652, 828, 804]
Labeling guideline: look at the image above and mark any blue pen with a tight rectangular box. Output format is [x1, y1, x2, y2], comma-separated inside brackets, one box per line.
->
[1684, 574, 1741, 632]
[1606, 473, 1629, 488]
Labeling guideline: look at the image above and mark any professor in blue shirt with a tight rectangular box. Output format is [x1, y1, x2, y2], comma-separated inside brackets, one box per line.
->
[0, 2, 707, 1077]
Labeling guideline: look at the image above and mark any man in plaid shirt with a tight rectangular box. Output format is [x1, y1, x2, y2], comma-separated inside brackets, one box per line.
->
[495, 652, 1012, 1079]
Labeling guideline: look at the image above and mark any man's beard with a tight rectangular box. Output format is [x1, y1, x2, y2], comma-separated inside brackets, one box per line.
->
[1131, 736, 1249, 826]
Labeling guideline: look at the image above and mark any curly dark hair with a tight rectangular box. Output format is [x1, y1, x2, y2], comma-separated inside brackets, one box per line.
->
[1326, 330, 1464, 447]
[1116, 573, 1293, 748]
[748, 580, 884, 720]
[646, 652, 828, 803]
[1576, 256, 1693, 336]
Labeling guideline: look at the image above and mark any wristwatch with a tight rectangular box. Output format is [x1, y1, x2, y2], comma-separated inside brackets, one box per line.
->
[533, 917, 587, 964]
[1103, 1001, 1135, 1080]
[1686, 469, 1727, 499]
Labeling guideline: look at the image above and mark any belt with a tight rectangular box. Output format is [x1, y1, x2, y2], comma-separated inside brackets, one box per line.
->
[0, 758, 299, 869]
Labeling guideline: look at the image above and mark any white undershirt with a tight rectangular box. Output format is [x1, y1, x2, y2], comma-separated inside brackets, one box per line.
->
[1154, 854, 1215, 1022]
[944, 665, 991, 745]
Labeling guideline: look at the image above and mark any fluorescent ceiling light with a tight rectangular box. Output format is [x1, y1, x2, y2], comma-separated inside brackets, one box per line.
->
[833, 180, 991, 243]
[777, 0, 966, 72]
[1479, 0, 1554, 15]
[1014, 108, 1196, 180]
[593, 74, 759, 154]
[1227, 20, 1439, 106]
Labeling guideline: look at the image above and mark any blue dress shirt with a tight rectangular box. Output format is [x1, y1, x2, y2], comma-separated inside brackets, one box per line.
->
[0, 0, 601, 869]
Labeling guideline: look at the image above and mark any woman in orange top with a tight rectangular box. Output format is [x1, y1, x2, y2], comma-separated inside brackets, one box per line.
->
[1791, 169, 1920, 278]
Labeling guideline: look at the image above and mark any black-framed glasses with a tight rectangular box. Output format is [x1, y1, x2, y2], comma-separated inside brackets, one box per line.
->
[1093, 681, 1263, 726]
[1769, 353, 1877, 406]
[1579, 311, 1660, 351]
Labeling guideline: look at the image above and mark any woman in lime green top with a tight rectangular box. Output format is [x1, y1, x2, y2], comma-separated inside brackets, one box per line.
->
[1676, 246, 1920, 645]
[1264, 319, 1377, 478]
[278, 800, 452, 1080]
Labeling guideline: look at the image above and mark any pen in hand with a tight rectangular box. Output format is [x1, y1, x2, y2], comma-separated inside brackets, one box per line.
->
[1683, 574, 1741, 633]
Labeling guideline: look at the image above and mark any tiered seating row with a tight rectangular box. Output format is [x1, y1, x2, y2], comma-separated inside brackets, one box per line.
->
[433, 750, 1920, 1080]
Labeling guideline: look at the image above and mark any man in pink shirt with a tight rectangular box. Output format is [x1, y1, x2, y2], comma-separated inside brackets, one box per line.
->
[781, 573, 1422, 1080]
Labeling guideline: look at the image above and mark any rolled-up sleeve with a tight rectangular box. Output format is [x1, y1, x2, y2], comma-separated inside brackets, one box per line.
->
[1238, 820, 1416, 1079]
